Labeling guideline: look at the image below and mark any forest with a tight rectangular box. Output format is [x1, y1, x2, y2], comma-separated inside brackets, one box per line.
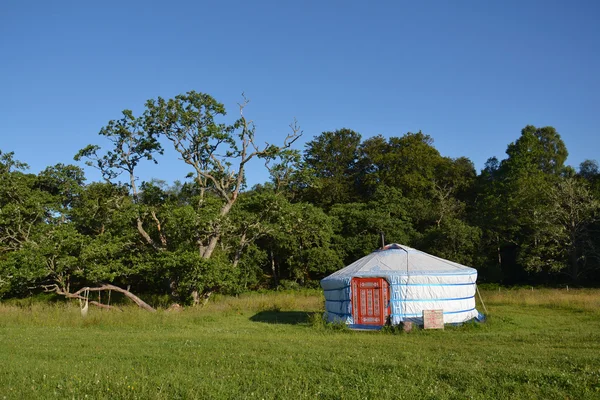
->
[1, 90, 599, 307]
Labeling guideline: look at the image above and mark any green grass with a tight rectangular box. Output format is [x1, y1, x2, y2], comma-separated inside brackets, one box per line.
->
[1, 289, 599, 399]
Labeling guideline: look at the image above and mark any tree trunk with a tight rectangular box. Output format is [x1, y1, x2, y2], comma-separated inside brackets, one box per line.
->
[48, 284, 156, 312]
[270, 247, 278, 286]
[202, 291, 212, 307]
[169, 279, 179, 300]
[65, 294, 121, 311]
[151, 210, 168, 247]
[191, 290, 212, 307]
[88, 284, 155, 311]
[202, 233, 221, 259]
[137, 217, 159, 250]
[569, 246, 579, 283]
[201, 200, 236, 259]
[232, 232, 247, 269]
[191, 290, 200, 306]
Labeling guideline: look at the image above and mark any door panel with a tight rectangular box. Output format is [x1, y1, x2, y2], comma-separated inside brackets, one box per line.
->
[351, 278, 390, 326]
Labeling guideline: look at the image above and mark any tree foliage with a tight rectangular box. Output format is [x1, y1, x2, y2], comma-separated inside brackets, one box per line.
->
[1, 96, 599, 307]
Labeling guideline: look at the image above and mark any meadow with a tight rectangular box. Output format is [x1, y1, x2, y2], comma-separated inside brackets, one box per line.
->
[1, 288, 599, 399]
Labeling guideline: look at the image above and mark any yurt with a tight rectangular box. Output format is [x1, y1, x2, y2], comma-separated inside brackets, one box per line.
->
[321, 244, 483, 329]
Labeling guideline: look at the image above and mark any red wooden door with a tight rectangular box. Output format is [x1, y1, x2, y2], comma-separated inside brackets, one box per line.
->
[351, 278, 390, 326]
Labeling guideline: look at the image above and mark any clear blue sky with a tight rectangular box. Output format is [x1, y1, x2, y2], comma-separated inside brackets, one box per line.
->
[2, 0, 599, 187]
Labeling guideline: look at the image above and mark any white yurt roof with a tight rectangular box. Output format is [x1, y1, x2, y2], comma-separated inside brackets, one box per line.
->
[323, 243, 476, 281]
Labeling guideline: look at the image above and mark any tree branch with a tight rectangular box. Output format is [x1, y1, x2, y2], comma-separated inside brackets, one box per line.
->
[150, 210, 168, 247]
[44, 283, 156, 312]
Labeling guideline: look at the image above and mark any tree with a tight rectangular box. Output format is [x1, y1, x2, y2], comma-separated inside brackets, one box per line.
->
[302, 128, 362, 207]
[267, 201, 342, 284]
[264, 148, 312, 200]
[356, 132, 448, 231]
[144, 91, 301, 261]
[0, 156, 41, 258]
[357, 132, 442, 199]
[519, 177, 600, 281]
[500, 126, 569, 280]
[0, 155, 47, 296]
[472, 125, 591, 283]
[75, 109, 164, 251]
[472, 157, 508, 281]
[431, 156, 476, 228]
[36, 164, 86, 221]
[329, 186, 413, 264]
[419, 217, 481, 267]
[0, 157, 156, 309]
[579, 160, 599, 181]
[503, 125, 568, 176]
[72, 91, 301, 304]
[578, 160, 600, 199]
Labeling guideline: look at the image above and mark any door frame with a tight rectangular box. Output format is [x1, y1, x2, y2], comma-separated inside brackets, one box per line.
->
[351, 277, 390, 327]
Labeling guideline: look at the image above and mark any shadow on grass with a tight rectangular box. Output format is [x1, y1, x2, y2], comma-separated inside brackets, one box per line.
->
[250, 311, 311, 325]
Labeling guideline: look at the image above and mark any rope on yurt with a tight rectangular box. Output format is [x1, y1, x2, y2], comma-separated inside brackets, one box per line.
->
[405, 246, 409, 324]
[399, 245, 409, 323]
[476, 284, 488, 314]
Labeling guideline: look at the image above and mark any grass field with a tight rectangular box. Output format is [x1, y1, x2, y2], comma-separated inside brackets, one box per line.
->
[1, 288, 599, 399]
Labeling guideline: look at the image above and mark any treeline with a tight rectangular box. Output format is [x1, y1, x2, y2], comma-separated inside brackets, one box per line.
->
[1, 91, 599, 305]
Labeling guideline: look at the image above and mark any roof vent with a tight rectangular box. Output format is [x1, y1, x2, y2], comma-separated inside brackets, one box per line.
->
[382, 243, 404, 250]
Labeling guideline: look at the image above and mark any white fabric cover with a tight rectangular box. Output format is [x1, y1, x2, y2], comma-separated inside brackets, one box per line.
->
[321, 244, 479, 326]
